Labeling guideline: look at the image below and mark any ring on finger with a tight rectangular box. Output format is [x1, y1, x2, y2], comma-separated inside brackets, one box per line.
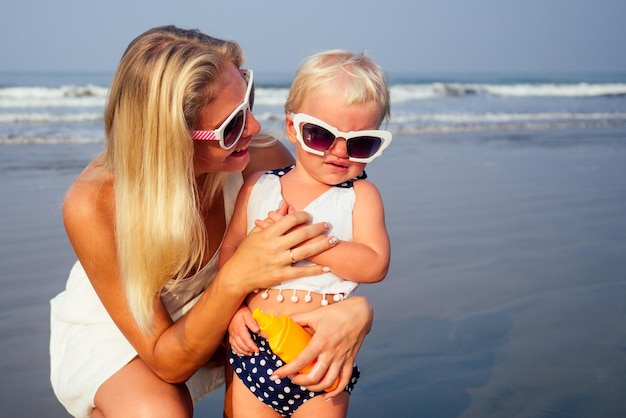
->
[289, 249, 296, 264]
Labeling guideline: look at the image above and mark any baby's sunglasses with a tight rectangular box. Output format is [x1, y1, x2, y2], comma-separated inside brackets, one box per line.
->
[192, 69, 255, 150]
[291, 113, 392, 163]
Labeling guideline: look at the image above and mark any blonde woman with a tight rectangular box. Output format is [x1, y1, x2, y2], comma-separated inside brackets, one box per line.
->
[50, 26, 372, 418]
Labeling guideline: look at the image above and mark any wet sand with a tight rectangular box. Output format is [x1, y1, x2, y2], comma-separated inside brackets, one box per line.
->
[2, 126, 626, 417]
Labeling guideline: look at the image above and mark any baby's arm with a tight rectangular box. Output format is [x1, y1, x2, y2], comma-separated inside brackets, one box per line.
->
[306, 180, 390, 284]
[228, 305, 260, 356]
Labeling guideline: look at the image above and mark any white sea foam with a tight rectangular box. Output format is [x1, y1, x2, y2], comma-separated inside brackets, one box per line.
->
[391, 112, 626, 124]
[0, 85, 108, 108]
[390, 82, 626, 102]
[390, 84, 440, 102]
[482, 83, 626, 97]
[3, 81, 625, 110]
[2, 75, 626, 143]
[255, 87, 289, 106]
[0, 112, 102, 124]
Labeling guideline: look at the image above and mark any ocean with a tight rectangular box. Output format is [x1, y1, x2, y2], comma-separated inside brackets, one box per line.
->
[1, 71, 626, 417]
[2, 71, 626, 144]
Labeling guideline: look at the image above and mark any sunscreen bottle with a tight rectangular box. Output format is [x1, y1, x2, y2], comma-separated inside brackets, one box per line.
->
[252, 308, 339, 392]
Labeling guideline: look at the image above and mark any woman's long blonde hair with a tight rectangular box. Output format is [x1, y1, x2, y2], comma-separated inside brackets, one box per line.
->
[99, 26, 243, 332]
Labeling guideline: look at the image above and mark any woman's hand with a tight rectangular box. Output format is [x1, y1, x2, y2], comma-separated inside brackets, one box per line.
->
[219, 209, 338, 295]
[270, 296, 373, 398]
[253, 202, 336, 255]
[228, 305, 259, 356]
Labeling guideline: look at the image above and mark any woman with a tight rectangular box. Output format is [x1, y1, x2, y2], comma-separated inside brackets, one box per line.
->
[50, 25, 372, 418]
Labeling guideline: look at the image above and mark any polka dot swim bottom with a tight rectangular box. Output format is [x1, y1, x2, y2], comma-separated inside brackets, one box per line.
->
[229, 333, 360, 417]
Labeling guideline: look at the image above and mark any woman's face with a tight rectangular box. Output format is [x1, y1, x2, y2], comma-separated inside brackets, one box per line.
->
[192, 64, 260, 176]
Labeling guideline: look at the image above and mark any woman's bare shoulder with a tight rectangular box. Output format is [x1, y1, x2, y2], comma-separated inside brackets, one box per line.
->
[243, 139, 294, 179]
[63, 164, 114, 229]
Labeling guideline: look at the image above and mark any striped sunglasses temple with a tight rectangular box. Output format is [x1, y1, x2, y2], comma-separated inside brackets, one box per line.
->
[191, 130, 218, 141]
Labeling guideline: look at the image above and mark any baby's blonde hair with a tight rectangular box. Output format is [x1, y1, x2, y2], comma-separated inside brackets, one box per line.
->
[285, 50, 390, 126]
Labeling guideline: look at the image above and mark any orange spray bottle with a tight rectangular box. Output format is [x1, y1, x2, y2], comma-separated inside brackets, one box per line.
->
[252, 308, 339, 392]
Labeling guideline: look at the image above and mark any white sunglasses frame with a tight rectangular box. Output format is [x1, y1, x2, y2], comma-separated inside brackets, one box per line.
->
[291, 112, 392, 163]
[191, 69, 254, 150]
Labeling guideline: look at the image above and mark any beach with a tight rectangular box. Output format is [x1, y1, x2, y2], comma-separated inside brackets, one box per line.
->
[1, 143, 91, 417]
[346, 127, 626, 417]
[1, 125, 625, 417]
[2, 70, 626, 417]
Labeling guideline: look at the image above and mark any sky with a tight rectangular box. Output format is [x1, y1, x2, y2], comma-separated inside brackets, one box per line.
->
[1, 0, 625, 76]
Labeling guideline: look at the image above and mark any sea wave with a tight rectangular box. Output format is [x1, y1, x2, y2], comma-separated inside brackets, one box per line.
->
[391, 82, 626, 102]
[393, 119, 626, 135]
[0, 136, 104, 145]
[3, 82, 626, 110]
[0, 85, 108, 108]
[3, 114, 624, 145]
[481, 83, 626, 97]
[391, 112, 626, 124]
[2, 75, 626, 144]
[7, 109, 620, 127]
[388, 112, 626, 134]
[0, 112, 102, 124]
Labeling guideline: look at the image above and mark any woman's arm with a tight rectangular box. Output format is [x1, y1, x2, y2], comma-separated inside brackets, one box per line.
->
[223, 137, 293, 265]
[178, 202, 337, 382]
[218, 171, 264, 269]
[219, 171, 265, 356]
[63, 171, 335, 384]
[222, 141, 295, 355]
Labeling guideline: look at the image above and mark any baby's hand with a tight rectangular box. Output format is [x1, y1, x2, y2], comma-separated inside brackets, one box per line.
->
[252, 201, 294, 231]
[228, 305, 260, 356]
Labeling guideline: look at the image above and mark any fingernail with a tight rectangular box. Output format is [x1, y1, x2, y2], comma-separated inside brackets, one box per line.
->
[269, 374, 278, 381]
[322, 266, 331, 272]
[329, 236, 339, 245]
[323, 222, 330, 230]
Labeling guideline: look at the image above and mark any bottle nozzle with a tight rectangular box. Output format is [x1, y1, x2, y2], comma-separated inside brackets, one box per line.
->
[252, 308, 283, 337]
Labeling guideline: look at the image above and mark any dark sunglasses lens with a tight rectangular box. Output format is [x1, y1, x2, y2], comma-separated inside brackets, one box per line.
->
[223, 110, 245, 148]
[302, 123, 335, 151]
[347, 136, 382, 159]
